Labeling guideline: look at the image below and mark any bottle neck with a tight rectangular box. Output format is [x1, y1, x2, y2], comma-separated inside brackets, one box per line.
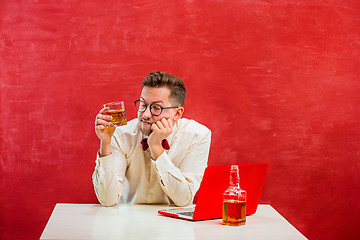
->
[230, 170, 240, 188]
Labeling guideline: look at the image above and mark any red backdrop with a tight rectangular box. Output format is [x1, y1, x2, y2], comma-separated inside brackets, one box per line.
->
[1, 1, 359, 239]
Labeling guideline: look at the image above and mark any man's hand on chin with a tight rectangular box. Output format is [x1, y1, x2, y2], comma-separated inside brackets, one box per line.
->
[148, 118, 174, 160]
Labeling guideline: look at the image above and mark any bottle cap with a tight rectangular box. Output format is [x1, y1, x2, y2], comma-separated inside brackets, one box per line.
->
[231, 165, 238, 171]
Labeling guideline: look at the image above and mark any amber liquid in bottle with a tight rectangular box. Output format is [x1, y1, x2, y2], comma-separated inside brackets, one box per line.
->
[223, 200, 246, 226]
[222, 165, 247, 226]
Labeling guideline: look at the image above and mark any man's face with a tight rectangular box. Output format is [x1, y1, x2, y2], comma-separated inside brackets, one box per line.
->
[137, 86, 179, 136]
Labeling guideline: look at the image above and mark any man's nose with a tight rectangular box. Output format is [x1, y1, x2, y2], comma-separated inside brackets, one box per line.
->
[143, 106, 152, 118]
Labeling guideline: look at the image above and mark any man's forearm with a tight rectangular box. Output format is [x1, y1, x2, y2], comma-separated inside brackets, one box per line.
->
[149, 143, 164, 160]
[99, 141, 112, 157]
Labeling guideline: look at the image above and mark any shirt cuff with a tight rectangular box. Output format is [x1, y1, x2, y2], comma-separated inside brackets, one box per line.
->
[96, 151, 122, 171]
[152, 151, 184, 182]
[152, 151, 174, 171]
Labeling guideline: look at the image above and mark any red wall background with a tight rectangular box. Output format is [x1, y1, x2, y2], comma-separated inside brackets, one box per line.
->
[1, 0, 359, 239]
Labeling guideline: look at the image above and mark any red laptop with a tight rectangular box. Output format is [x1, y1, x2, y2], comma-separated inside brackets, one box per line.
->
[158, 163, 269, 221]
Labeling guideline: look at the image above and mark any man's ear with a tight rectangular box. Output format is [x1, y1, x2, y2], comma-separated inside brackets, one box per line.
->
[173, 107, 184, 122]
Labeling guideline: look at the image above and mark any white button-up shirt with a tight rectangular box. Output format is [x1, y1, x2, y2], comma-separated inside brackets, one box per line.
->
[92, 118, 211, 207]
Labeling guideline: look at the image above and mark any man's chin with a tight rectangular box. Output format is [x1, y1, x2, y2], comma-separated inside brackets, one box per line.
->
[140, 126, 151, 137]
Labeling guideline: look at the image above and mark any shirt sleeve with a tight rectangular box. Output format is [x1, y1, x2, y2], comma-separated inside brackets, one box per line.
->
[152, 130, 211, 207]
[92, 139, 127, 207]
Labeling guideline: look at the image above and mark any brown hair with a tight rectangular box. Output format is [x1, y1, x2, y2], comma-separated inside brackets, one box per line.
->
[141, 72, 187, 106]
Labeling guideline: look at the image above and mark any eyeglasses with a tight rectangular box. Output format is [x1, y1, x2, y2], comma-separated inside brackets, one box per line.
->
[134, 99, 178, 116]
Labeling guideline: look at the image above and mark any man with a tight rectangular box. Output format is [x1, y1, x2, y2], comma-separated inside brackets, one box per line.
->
[93, 72, 211, 207]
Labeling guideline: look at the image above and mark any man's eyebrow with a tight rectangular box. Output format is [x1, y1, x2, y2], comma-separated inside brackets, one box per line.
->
[140, 97, 164, 104]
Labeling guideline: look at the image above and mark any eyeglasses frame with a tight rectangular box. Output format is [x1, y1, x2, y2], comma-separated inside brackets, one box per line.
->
[134, 99, 179, 116]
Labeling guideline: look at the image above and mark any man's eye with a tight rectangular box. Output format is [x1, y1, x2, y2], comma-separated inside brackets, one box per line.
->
[139, 102, 147, 109]
[152, 105, 162, 111]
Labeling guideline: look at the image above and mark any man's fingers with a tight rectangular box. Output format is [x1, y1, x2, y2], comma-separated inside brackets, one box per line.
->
[99, 107, 109, 114]
[151, 122, 160, 131]
[97, 113, 112, 121]
[151, 119, 173, 136]
[95, 107, 116, 143]
[157, 118, 173, 129]
[166, 118, 174, 129]
[95, 125, 106, 131]
[159, 118, 168, 128]
[96, 118, 112, 126]
[96, 112, 112, 124]
[96, 108, 111, 123]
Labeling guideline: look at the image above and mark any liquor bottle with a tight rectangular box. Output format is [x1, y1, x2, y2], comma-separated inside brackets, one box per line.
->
[222, 165, 247, 226]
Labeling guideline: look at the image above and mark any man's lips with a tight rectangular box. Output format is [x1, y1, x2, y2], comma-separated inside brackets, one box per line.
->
[142, 120, 152, 125]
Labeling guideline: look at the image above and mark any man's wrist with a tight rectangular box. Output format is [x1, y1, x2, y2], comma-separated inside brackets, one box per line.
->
[149, 144, 164, 161]
[99, 142, 112, 157]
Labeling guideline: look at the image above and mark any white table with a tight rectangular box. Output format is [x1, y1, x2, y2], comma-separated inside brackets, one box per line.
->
[40, 204, 307, 240]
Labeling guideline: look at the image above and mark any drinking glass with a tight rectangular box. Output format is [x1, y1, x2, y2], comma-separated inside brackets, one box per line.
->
[103, 101, 127, 127]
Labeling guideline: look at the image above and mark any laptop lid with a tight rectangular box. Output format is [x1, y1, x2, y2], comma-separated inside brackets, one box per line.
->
[192, 163, 269, 220]
[158, 163, 268, 221]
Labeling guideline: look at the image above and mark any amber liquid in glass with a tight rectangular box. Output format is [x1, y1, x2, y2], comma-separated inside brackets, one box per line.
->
[222, 200, 246, 226]
[105, 109, 127, 127]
